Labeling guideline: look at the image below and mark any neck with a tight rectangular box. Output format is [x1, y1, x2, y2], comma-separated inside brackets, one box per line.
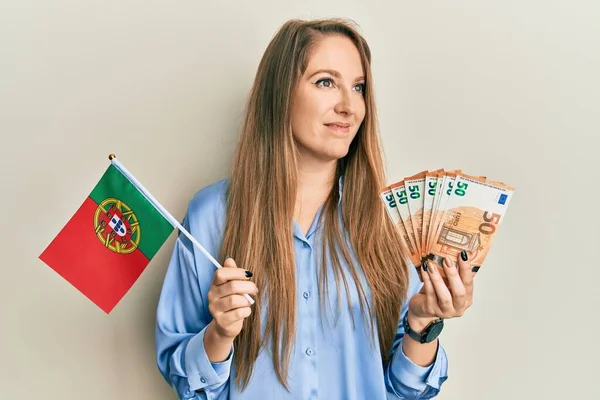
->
[294, 155, 338, 217]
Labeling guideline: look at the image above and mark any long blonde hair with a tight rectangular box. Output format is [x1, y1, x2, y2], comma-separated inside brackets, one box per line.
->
[219, 18, 410, 391]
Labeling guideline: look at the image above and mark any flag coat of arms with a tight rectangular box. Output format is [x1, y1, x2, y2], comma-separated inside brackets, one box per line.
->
[39, 160, 174, 313]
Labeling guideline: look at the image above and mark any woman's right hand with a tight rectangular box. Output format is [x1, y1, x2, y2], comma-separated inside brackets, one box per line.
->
[207, 257, 258, 340]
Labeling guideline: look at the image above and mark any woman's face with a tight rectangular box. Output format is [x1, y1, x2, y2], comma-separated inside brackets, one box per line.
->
[291, 35, 366, 165]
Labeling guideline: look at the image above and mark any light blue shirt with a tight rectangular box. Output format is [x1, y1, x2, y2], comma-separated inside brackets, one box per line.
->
[155, 177, 449, 400]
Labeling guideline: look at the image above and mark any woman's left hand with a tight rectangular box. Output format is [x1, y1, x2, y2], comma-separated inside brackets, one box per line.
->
[408, 250, 475, 324]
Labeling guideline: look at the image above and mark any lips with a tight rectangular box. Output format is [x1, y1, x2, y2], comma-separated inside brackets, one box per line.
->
[325, 123, 351, 133]
[325, 123, 350, 128]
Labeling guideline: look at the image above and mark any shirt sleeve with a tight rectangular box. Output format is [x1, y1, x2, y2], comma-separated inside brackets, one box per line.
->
[384, 263, 449, 400]
[155, 185, 233, 400]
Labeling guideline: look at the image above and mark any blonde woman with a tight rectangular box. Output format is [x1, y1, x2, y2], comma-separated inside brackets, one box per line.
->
[155, 18, 475, 400]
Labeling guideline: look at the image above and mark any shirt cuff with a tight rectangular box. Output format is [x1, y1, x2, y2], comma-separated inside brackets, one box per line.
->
[392, 339, 448, 391]
[211, 348, 234, 377]
[184, 325, 234, 391]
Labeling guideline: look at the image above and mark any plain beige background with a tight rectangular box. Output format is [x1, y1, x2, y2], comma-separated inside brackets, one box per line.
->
[1, 1, 599, 399]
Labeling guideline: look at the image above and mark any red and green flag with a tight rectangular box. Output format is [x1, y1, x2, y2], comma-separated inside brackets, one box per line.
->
[39, 158, 174, 313]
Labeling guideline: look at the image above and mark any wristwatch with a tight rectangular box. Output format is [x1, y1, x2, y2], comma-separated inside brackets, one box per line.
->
[402, 312, 444, 344]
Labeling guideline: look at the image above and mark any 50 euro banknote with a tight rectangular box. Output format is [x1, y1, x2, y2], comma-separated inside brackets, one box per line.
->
[380, 170, 514, 280]
[380, 186, 421, 267]
[426, 174, 514, 278]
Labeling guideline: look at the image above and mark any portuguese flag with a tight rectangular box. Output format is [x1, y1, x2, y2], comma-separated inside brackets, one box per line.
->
[39, 161, 174, 313]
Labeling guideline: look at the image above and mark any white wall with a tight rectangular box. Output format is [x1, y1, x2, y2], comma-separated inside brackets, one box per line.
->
[1, 1, 598, 399]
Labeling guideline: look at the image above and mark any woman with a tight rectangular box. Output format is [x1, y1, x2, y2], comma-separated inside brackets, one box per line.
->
[155, 17, 474, 400]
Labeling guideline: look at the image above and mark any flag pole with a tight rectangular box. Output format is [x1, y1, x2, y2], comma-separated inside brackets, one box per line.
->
[108, 154, 255, 305]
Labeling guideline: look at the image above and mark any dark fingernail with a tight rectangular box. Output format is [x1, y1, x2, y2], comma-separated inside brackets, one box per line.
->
[225, 255, 232, 260]
[471, 266, 480, 273]
[461, 250, 468, 262]
[422, 262, 428, 272]
[245, 270, 253, 278]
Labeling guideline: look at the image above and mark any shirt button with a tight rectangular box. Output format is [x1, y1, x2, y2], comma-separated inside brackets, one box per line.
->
[303, 291, 310, 299]
[200, 376, 207, 384]
[303, 242, 310, 248]
[305, 348, 314, 356]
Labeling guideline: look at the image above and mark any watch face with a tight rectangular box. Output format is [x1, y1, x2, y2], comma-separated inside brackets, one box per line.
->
[425, 321, 444, 342]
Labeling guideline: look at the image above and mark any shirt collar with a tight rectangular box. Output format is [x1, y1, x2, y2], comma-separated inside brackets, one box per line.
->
[293, 174, 344, 242]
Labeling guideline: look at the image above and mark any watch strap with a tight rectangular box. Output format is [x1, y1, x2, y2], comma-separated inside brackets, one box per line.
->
[403, 312, 443, 344]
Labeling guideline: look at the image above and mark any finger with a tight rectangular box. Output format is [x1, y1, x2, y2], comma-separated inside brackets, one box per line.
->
[416, 265, 427, 294]
[212, 257, 253, 286]
[213, 294, 253, 314]
[422, 262, 441, 316]
[442, 257, 467, 310]
[427, 261, 454, 315]
[457, 250, 474, 294]
[219, 306, 252, 326]
[223, 257, 238, 268]
[213, 279, 258, 299]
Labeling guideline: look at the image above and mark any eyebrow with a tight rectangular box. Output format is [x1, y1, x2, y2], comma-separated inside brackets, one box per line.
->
[308, 69, 365, 82]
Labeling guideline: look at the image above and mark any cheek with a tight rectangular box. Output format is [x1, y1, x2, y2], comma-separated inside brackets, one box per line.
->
[291, 100, 309, 137]
[306, 93, 332, 126]
[293, 95, 329, 137]
[357, 100, 366, 123]
[291, 108, 313, 144]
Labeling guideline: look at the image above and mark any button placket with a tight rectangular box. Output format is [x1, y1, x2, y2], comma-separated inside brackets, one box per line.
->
[296, 232, 319, 400]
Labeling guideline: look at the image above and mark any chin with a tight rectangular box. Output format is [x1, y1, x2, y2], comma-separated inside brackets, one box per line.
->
[298, 139, 353, 163]
[320, 147, 351, 161]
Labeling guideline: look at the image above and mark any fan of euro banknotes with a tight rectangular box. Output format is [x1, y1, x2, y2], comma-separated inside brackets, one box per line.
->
[380, 169, 514, 279]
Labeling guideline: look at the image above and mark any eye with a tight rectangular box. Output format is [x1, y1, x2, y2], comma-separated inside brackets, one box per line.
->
[354, 83, 365, 93]
[315, 78, 334, 88]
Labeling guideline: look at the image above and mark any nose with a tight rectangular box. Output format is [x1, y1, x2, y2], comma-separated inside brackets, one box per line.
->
[334, 88, 355, 116]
